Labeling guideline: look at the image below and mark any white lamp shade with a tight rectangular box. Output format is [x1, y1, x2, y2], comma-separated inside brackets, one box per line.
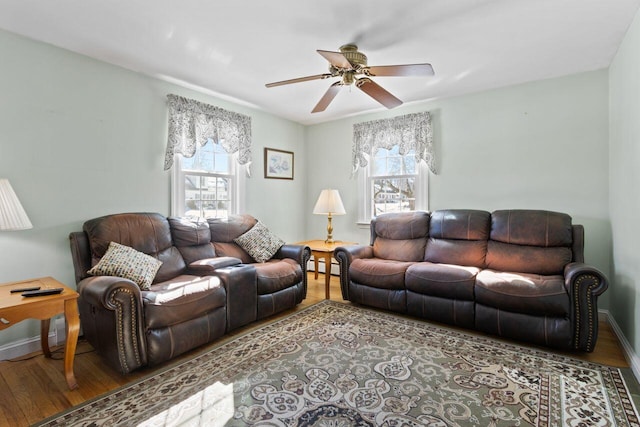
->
[313, 189, 346, 215]
[0, 179, 33, 231]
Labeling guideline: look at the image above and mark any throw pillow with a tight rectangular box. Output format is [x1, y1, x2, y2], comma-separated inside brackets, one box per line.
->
[234, 221, 285, 263]
[87, 241, 163, 290]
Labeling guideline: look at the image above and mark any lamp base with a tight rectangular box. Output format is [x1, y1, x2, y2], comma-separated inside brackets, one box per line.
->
[325, 214, 334, 244]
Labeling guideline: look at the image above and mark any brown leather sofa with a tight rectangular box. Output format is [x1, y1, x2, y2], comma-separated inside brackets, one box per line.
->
[69, 212, 309, 374]
[334, 209, 608, 352]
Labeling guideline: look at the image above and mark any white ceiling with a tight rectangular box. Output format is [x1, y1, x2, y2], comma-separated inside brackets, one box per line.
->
[1, 0, 638, 125]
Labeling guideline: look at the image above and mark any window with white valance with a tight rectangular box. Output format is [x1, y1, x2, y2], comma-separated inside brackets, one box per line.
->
[164, 94, 251, 219]
[163, 94, 252, 174]
[352, 111, 435, 175]
[353, 111, 435, 223]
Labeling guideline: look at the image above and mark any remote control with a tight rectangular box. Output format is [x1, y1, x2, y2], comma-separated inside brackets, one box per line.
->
[21, 288, 64, 297]
[10, 286, 41, 293]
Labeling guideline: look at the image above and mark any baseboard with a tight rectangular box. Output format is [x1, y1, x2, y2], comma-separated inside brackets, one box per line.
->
[601, 309, 640, 382]
[0, 316, 66, 361]
[307, 257, 340, 275]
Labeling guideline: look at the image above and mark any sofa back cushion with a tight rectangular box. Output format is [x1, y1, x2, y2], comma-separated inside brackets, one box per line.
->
[486, 210, 573, 274]
[83, 212, 186, 283]
[168, 217, 216, 264]
[371, 211, 429, 262]
[207, 214, 257, 263]
[425, 210, 490, 268]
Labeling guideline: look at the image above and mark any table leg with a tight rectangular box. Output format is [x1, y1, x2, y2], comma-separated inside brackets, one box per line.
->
[40, 319, 52, 358]
[323, 254, 331, 299]
[64, 299, 80, 390]
[314, 254, 319, 280]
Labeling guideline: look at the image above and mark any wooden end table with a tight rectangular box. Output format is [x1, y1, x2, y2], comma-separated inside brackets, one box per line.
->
[297, 240, 357, 299]
[0, 277, 80, 390]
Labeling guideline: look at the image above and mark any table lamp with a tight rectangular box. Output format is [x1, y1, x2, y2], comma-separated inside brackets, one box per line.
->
[0, 179, 33, 231]
[313, 189, 345, 244]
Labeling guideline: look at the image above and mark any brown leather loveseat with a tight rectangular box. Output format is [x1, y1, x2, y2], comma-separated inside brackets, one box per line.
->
[69, 212, 309, 374]
[334, 209, 608, 352]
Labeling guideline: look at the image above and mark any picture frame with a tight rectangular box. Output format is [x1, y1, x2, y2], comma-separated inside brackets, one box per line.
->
[264, 148, 294, 180]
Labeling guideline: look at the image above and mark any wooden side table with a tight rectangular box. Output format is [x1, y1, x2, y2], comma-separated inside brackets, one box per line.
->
[0, 277, 80, 389]
[296, 240, 357, 299]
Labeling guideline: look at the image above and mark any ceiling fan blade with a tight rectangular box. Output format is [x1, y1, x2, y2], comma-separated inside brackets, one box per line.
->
[317, 50, 353, 69]
[356, 78, 403, 109]
[366, 63, 434, 77]
[312, 82, 342, 113]
[266, 73, 332, 88]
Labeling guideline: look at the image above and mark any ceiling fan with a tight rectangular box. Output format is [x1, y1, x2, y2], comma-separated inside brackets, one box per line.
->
[265, 44, 434, 113]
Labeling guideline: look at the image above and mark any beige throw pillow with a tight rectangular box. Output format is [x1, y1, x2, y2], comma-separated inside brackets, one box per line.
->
[87, 241, 163, 290]
[234, 221, 285, 263]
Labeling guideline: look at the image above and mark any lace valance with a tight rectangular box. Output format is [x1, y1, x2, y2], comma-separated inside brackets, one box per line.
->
[163, 94, 252, 173]
[352, 111, 435, 174]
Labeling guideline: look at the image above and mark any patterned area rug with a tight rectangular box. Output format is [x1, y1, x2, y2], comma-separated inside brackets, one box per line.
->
[37, 301, 639, 426]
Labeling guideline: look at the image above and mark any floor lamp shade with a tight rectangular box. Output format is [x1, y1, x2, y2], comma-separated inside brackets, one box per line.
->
[313, 189, 345, 243]
[0, 179, 33, 231]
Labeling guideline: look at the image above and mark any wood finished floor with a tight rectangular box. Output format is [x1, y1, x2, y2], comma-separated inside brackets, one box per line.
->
[0, 272, 632, 426]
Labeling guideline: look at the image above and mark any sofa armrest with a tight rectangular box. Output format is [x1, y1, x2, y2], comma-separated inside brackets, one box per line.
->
[77, 276, 147, 373]
[274, 244, 312, 296]
[274, 244, 309, 264]
[334, 245, 374, 300]
[564, 262, 609, 352]
[186, 256, 242, 275]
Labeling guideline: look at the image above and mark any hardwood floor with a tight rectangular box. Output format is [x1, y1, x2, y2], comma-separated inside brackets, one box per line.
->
[0, 272, 632, 426]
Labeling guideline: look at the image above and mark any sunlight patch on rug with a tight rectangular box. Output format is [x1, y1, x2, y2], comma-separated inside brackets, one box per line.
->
[37, 301, 640, 426]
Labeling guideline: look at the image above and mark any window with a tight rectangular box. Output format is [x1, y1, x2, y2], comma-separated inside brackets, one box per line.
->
[352, 112, 434, 224]
[171, 138, 244, 218]
[358, 146, 428, 224]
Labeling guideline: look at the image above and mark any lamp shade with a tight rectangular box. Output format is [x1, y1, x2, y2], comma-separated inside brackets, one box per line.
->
[313, 189, 346, 215]
[0, 179, 33, 231]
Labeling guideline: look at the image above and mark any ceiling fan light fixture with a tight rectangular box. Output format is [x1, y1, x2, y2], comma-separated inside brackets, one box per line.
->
[342, 72, 355, 86]
[265, 44, 434, 113]
[338, 44, 367, 69]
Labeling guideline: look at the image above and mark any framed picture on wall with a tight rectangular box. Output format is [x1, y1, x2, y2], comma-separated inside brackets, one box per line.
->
[264, 148, 294, 180]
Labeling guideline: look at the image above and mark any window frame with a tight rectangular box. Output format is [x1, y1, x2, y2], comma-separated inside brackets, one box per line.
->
[171, 141, 245, 219]
[357, 151, 429, 226]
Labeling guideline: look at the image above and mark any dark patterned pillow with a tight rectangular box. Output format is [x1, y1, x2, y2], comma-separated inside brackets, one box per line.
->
[234, 221, 285, 263]
[87, 241, 163, 290]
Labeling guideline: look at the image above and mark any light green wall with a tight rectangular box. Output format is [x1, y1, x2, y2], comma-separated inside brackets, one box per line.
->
[305, 70, 611, 308]
[0, 25, 620, 354]
[609, 8, 640, 353]
[0, 29, 306, 346]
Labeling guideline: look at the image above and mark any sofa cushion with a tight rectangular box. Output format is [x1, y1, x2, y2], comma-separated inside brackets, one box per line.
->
[350, 258, 414, 290]
[475, 269, 569, 316]
[405, 262, 479, 300]
[373, 238, 427, 262]
[169, 217, 211, 246]
[254, 259, 303, 295]
[425, 239, 487, 268]
[208, 214, 257, 262]
[208, 214, 256, 242]
[83, 212, 186, 283]
[429, 209, 490, 240]
[490, 210, 573, 247]
[143, 275, 226, 329]
[425, 210, 490, 267]
[373, 211, 430, 240]
[371, 211, 430, 262]
[486, 210, 574, 275]
[168, 217, 216, 264]
[211, 242, 255, 264]
[234, 221, 285, 263]
[486, 241, 572, 275]
[87, 241, 162, 290]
